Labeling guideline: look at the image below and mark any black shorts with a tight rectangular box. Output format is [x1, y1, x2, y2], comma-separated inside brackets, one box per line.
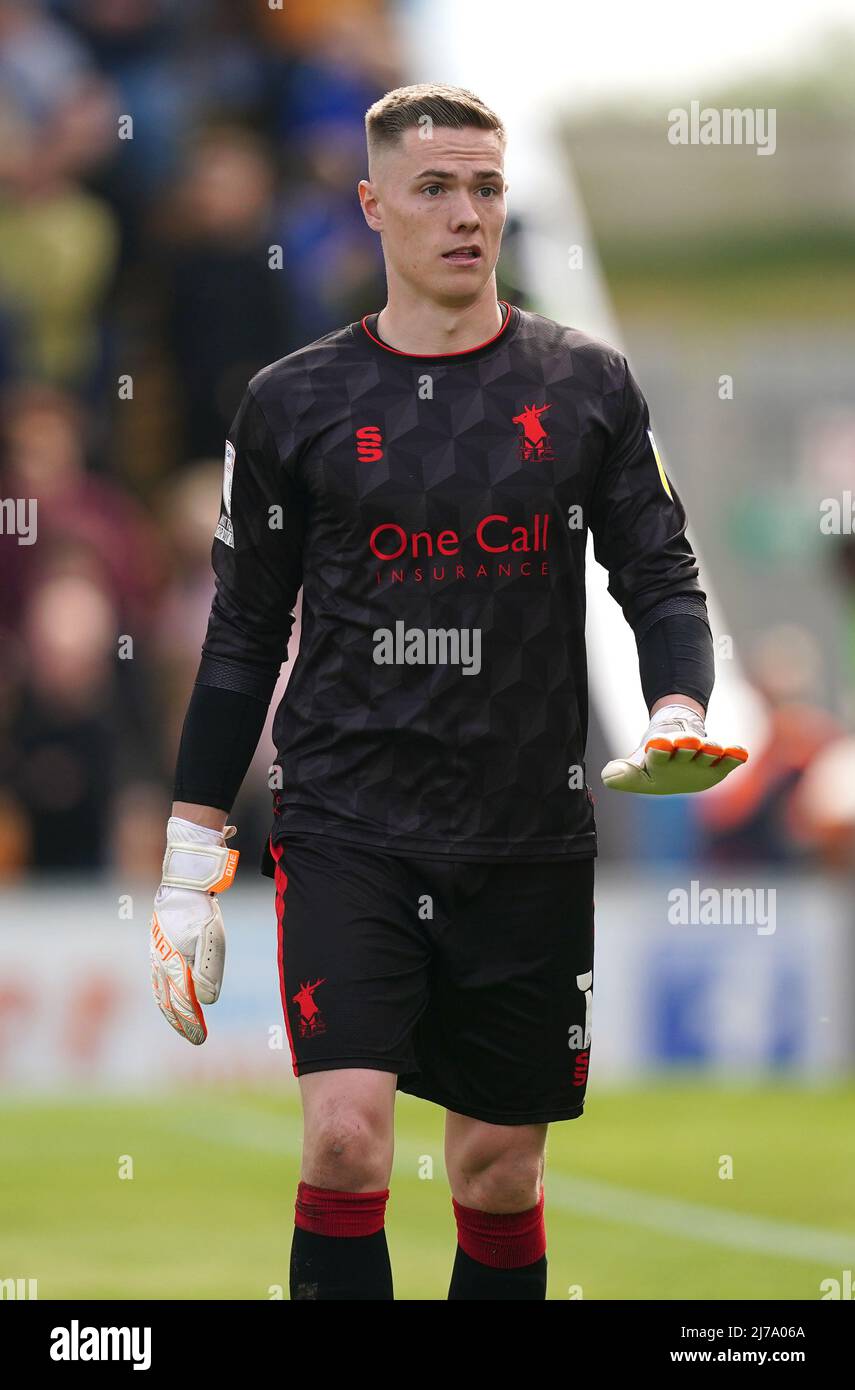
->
[270, 833, 595, 1126]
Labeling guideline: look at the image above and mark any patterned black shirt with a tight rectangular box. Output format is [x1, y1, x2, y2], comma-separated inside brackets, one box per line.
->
[203, 302, 705, 861]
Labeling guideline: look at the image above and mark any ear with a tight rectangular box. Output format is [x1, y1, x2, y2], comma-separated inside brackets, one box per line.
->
[358, 178, 382, 232]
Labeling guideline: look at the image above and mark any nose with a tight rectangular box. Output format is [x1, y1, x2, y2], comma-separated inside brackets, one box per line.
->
[448, 192, 482, 232]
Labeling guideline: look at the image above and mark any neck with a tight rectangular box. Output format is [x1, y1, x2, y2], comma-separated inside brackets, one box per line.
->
[376, 280, 503, 355]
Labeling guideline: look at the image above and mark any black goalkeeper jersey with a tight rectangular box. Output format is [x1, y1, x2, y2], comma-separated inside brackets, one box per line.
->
[203, 301, 705, 861]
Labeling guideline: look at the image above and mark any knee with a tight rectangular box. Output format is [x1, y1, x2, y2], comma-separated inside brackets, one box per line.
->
[303, 1099, 392, 1191]
[451, 1142, 544, 1214]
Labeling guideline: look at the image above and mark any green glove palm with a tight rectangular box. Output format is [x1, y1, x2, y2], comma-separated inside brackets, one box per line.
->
[601, 704, 749, 795]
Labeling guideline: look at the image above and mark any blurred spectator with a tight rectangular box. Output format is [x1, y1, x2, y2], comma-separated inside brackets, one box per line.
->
[274, 118, 386, 344]
[0, 0, 111, 144]
[55, 0, 274, 265]
[0, 0, 118, 386]
[3, 571, 159, 872]
[0, 383, 165, 638]
[696, 625, 845, 865]
[792, 735, 855, 871]
[267, 3, 396, 339]
[152, 126, 296, 460]
[152, 457, 221, 741]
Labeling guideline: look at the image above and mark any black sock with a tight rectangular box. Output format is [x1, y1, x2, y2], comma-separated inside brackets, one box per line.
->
[447, 1246, 547, 1300]
[290, 1226, 393, 1300]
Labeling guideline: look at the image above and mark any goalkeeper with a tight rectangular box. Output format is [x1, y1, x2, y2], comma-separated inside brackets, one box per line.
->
[150, 81, 747, 1302]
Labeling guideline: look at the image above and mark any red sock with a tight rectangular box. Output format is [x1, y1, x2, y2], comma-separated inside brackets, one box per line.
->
[294, 1180, 389, 1237]
[452, 1188, 546, 1268]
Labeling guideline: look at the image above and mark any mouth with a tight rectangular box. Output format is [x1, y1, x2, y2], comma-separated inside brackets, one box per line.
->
[441, 245, 482, 265]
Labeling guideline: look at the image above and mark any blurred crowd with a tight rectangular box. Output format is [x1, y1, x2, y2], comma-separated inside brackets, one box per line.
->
[0, 0, 402, 878]
[0, 0, 852, 880]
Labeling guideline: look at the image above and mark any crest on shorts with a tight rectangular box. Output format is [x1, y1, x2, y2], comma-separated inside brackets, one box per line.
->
[293, 978, 327, 1037]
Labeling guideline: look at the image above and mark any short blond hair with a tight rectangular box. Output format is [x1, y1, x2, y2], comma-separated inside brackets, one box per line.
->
[365, 83, 506, 161]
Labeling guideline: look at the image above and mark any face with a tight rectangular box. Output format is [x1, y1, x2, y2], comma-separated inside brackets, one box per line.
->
[359, 125, 507, 305]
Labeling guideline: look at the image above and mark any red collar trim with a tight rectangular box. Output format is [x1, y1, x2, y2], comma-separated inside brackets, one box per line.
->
[361, 302, 513, 358]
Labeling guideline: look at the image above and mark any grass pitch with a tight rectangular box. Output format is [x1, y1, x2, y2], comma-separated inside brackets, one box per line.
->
[1, 1080, 852, 1300]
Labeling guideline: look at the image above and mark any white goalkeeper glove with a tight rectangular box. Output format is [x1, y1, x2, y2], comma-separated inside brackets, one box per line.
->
[150, 816, 239, 1045]
[601, 703, 748, 795]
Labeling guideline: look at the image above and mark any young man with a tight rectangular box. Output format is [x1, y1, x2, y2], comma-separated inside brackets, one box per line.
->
[149, 84, 748, 1300]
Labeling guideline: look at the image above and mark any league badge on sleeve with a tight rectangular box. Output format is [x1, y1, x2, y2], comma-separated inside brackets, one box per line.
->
[647, 429, 673, 501]
[215, 440, 235, 548]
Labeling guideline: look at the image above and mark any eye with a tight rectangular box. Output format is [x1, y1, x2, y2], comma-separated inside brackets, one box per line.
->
[422, 184, 443, 197]
[478, 186, 501, 199]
